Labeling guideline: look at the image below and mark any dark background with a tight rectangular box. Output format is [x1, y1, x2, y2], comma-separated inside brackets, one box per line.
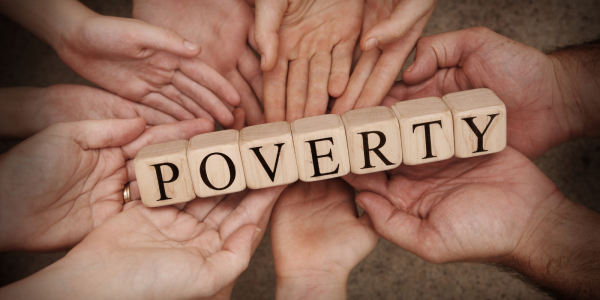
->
[1, 0, 599, 299]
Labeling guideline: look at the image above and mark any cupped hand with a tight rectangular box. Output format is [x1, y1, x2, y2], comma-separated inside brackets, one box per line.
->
[0, 117, 213, 252]
[57, 12, 241, 126]
[255, 0, 363, 122]
[331, 0, 436, 115]
[133, 0, 264, 126]
[345, 146, 564, 264]
[379, 27, 585, 159]
[271, 179, 377, 298]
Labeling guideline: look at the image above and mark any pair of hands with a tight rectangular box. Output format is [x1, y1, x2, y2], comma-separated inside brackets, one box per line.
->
[255, 0, 437, 122]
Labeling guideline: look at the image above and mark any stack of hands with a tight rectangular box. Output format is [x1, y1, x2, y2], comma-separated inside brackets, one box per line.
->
[0, 0, 599, 299]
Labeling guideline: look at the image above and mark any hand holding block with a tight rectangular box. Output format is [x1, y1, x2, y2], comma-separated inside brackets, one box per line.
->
[392, 97, 455, 165]
[291, 114, 350, 182]
[134, 140, 195, 207]
[342, 106, 402, 174]
[239, 122, 298, 189]
[442, 88, 507, 158]
[187, 130, 247, 198]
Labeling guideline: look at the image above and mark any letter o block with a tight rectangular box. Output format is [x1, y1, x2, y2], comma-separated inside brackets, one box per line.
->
[187, 130, 247, 198]
[134, 140, 195, 207]
[442, 88, 507, 158]
[342, 106, 402, 174]
[291, 114, 350, 182]
[239, 122, 298, 189]
[392, 97, 455, 165]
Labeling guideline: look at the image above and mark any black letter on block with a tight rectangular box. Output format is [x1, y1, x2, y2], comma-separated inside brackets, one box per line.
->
[413, 120, 443, 159]
[306, 138, 339, 178]
[250, 143, 284, 182]
[462, 114, 499, 153]
[200, 153, 236, 190]
[357, 131, 394, 169]
[151, 163, 179, 201]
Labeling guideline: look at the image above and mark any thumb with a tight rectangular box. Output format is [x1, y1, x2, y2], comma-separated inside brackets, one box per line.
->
[136, 22, 202, 58]
[361, 0, 435, 51]
[51, 118, 147, 150]
[254, 0, 287, 71]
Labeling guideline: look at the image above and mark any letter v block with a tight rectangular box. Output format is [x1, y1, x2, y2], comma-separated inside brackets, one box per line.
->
[187, 130, 247, 198]
[134, 140, 195, 207]
[442, 88, 507, 158]
[239, 122, 298, 189]
[392, 97, 455, 165]
[291, 114, 350, 182]
[342, 106, 402, 174]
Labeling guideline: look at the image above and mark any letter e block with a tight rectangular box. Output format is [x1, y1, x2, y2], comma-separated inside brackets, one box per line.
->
[291, 114, 350, 182]
[134, 140, 195, 207]
[239, 121, 298, 189]
[442, 88, 507, 158]
[187, 130, 247, 198]
[342, 106, 402, 174]
[392, 97, 455, 165]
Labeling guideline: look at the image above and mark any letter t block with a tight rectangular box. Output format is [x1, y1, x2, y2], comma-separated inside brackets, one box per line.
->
[187, 130, 247, 198]
[442, 88, 507, 158]
[134, 140, 195, 207]
[291, 115, 350, 182]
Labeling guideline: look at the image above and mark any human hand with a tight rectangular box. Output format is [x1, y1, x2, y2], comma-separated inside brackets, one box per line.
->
[331, 0, 436, 115]
[271, 179, 378, 299]
[133, 0, 264, 126]
[0, 185, 286, 299]
[255, 0, 363, 122]
[0, 117, 214, 252]
[378, 27, 593, 159]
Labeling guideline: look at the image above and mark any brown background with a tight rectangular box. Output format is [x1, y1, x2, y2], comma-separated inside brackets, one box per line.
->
[1, 0, 599, 299]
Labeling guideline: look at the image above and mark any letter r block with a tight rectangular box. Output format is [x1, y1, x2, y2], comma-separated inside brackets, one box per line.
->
[392, 97, 455, 165]
[239, 121, 298, 189]
[187, 130, 247, 198]
[341, 106, 402, 174]
[291, 114, 350, 182]
[442, 89, 507, 158]
[134, 140, 195, 207]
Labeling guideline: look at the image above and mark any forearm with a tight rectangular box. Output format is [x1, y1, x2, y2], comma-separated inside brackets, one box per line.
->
[503, 193, 600, 299]
[0, 0, 94, 48]
[0, 87, 48, 139]
[276, 275, 348, 300]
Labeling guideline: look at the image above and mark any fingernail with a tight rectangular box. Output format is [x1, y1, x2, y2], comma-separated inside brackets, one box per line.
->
[260, 54, 265, 66]
[405, 61, 415, 72]
[252, 228, 262, 243]
[365, 38, 379, 52]
[184, 40, 200, 51]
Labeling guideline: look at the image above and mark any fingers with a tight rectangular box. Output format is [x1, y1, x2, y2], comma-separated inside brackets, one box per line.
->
[263, 56, 288, 122]
[285, 59, 309, 122]
[136, 21, 202, 58]
[328, 40, 356, 98]
[179, 57, 241, 107]
[160, 84, 216, 122]
[330, 49, 380, 115]
[139, 92, 196, 121]
[129, 103, 178, 126]
[355, 191, 421, 254]
[51, 118, 146, 150]
[226, 108, 246, 131]
[238, 45, 264, 103]
[343, 171, 390, 197]
[304, 52, 332, 118]
[227, 72, 262, 126]
[360, 0, 437, 51]
[254, 0, 287, 71]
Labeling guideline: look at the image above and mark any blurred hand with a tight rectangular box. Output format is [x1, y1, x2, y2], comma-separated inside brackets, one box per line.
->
[0, 185, 286, 299]
[331, 0, 436, 114]
[379, 27, 590, 159]
[255, 0, 363, 122]
[0, 117, 214, 252]
[271, 179, 377, 299]
[133, 0, 264, 126]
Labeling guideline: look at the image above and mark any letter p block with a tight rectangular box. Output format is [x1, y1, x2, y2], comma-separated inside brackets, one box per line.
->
[291, 115, 350, 182]
[187, 130, 247, 198]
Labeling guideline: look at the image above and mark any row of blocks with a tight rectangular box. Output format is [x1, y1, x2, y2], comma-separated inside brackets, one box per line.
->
[135, 89, 507, 207]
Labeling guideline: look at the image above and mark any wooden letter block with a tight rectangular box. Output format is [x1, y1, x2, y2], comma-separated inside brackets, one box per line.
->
[341, 106, 402, 174]
[239, 121, 298, 189]
[291, 114, 350, 182]
[392, 97, 455, 165]
[187, 130, 246, 198]
[134, 140, 195, 207]
[442, 88, 507, 158]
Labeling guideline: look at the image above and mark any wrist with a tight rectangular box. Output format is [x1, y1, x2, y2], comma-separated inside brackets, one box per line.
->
[0, 257, 78, 299]
[276, 273, 349, 300]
